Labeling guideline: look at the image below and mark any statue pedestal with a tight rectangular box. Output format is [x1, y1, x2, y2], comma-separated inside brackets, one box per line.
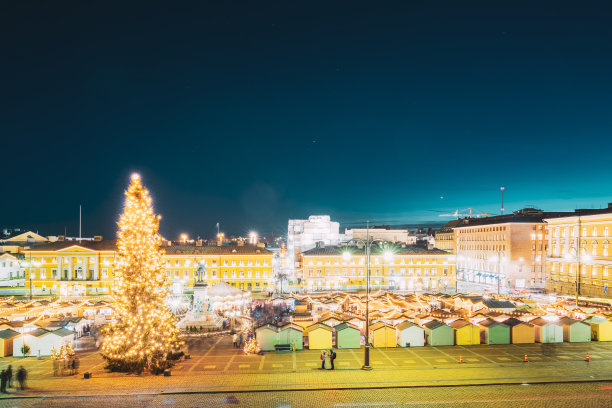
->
[178, 284, 221, 329]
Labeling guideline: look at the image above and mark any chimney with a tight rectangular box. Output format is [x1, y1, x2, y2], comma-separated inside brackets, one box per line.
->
[94, 236, 103, 242]
[237, 239, 244, 246]
[196, 240, 203, 247]
[58, 235, 65, 242]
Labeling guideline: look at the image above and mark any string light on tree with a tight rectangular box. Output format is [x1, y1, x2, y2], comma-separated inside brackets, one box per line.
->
[101, 173, 184, 374]
[243, 338, 261, 355]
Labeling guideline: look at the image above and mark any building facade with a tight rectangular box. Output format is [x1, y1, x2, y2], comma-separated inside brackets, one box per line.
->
[545, 205, 612, 299]
[345, 227, 416, 244]
[455, 209, 571, 293]
[21, 238, 275, 296]
[435, 219, 463, 253]
[301, 244, 455, 292]
[0, 253, 25, 287]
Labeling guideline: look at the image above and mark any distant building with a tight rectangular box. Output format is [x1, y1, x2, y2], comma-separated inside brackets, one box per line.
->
[455, 208, 572, 293]
[435, 219, 464, 253]
[545, 204, 612, 299]
[20, 237, 275, 296]
[345, 226, 416, 244]
[0, 230, 50, 254]
[288, 216, 347, 254]
[287, 216, 349, 284]
[301, 244, 455, 292]
[0, 253, 25, 287]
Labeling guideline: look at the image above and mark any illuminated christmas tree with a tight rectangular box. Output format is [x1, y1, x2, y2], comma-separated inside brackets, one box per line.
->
[101, 174, 184, 374]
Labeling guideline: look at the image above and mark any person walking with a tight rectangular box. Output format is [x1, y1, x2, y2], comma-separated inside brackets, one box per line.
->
[329, 349, 335, 370]
[233, 333, 238, 348]
[0, 369, 7, 393]
[320, 350, 327, 370]
[74, 357, 80, 375]
[6, 365, 12, 388]
[16, 366, 26, 390]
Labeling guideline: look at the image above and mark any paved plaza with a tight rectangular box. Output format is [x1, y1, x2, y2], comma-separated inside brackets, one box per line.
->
[1, 335, 612, 405]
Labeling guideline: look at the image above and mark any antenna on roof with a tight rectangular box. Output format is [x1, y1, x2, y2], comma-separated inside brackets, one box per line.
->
[79, 205, 82, 241]
[500, 187, 505, 215]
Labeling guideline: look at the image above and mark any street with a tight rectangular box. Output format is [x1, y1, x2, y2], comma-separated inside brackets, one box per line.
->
[2, 382, 612, 407]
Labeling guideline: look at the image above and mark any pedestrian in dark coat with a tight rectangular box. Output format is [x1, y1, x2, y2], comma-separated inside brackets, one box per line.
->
[329, 349, 335, 370]
[16, 366, 26, 390]
[0, 370, 7, 393]
[6, 365, 12, 388]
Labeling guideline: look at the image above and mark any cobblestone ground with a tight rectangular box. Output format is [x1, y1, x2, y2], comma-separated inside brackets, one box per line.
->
[3, 382, 612, 407]
[0, 335, 611, 406]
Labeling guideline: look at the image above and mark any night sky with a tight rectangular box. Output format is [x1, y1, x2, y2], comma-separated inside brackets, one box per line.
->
[2, 1, 612, 239]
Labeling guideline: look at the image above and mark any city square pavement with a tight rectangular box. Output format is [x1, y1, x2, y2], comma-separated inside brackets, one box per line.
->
[1, 335, 612, 403]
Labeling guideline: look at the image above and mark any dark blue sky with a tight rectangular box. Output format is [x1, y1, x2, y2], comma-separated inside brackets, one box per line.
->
[2, 1, 611, 239]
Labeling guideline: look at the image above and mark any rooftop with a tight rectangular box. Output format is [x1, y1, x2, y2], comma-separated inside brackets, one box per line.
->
[302, 244, 451, 256]
[24, 240, 273, 255]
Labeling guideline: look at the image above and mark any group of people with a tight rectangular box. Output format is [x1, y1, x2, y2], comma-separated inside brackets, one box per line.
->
[320, 349, 337, 370]
[53, 357, 80, 376]
[0, 365, 27, 393]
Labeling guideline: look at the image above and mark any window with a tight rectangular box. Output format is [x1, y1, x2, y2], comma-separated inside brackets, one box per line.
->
[174, 270, 180, 278]
[101, 268, 108, 279]
[52, 269, 58, 279]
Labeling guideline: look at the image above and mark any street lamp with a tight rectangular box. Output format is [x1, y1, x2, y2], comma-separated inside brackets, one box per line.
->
[565, 248, 591, 306]
[490, 253, 506, 295]
[341, 221, 391, 370]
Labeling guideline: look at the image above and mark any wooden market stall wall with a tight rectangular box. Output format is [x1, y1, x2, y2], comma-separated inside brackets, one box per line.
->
[370, 322, 397, 348]
[335, 322, 361, 349]
[0, 329, 19, 356]
[449, 319, 480, 345]
[478, 318, 510, 345]
[396, 321, 425, 347]
[530, 318, 563, 343]
[305, 323, 333, 349]
[559, 317, 591, 343]
[502, 318, 535, 344]
[584, 316, 612, 341]
[279, 324, 304, 350]
[255, 324, 281, 351]
[423, 320, 454, 346]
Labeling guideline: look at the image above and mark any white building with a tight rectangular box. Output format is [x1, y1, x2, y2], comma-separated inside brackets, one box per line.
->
[288, 216, 347, 254]
[0, 253, 24, 287]
[287, 216, 349, 284]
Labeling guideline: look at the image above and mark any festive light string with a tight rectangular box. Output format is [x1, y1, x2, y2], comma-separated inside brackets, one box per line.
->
[100, 175, 184, 369]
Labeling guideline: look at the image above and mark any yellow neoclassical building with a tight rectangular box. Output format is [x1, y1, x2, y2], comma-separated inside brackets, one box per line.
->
[21, 238, 275, 296]
[545, 205, 612, 299]
[300, 244, 455, 292]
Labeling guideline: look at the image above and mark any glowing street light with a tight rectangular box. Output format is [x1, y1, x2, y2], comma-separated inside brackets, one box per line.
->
[249, 231, 258, 245]
[180, 233, 188, 243]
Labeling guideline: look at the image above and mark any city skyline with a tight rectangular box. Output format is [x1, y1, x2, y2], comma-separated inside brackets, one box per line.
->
[3, 1, 612, 237]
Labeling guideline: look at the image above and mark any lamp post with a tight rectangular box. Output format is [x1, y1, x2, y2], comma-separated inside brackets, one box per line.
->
[490, 252, 506, 295]
[341, 222, 393, 370]
[565, 248, 591, 306]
